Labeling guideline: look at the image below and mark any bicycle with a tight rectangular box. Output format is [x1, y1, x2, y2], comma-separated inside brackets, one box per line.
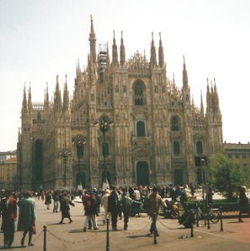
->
[179, 204, 220, 228]
[193, 204, 220, 223]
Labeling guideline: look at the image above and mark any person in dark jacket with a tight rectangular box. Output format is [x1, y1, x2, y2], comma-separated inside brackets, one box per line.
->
[82, 191, 99, 232]
[108, 186, 120, 230]
[2, 192, 17, 248]
[17, 192, 36, 247]
[45, 191, 52, 210]
[53, 191, 59, 213]
[238, 186, 249, 222]
[59, 193, 75, 224]
[120, 189, 132, 230]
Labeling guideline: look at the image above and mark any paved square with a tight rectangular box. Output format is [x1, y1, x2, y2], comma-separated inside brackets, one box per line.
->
[0, 199, 250, 250]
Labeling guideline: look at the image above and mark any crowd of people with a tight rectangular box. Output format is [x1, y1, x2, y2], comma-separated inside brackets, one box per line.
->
[0, 183, 249, 248]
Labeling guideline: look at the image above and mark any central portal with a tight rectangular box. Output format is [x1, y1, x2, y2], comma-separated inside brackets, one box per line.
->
[136, 161, 149, 186]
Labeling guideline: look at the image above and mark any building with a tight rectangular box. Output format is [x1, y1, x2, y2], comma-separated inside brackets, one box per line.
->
[0, 151, 17, 190]
[224, 142, 250, 168]
[17, 18, 223, 190]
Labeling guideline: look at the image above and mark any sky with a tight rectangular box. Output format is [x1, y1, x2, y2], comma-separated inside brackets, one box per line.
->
[0, 0, 250, 151]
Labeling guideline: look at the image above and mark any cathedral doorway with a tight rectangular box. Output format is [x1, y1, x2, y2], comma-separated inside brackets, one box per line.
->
[76, 173, 86, 188]
[32, 139, 43, 190]
[136, 161, 149, 185]
[173, 169, 183, 185]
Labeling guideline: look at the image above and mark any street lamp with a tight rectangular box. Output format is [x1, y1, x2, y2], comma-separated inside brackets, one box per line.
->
[201, 157, 210, 227]
[59, 146, 71, 188]
[95, 116, 112, 185]
[72, 135, 86, 187]
[201, 158, 206, 200]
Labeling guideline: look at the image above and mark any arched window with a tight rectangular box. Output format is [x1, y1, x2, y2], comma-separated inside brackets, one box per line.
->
[137, 121, 146, 136]
[171, 116, 180, 131]
[77, 145, 84, 157]
[173, 141, 180, 155]
[196, 141, 203, 154]
[102, 143, 109, 156]
[133, 80, 145, 105]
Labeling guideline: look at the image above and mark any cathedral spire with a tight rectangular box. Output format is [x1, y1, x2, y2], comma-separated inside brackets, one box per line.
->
[150, 32, 157, 67]
[22, 84, 27, 114]
[63, 74, 69, 112]
[213, 78, 220, 113]
[206, 78, 212, 114]
[106, 42, 110, 65]
[200, 90, 204, 116]
[54, 75, 62, 111]
[112, 30, 118, 65]
[76, 59, 81, 77]
[89, 15, 96, 64]
[28, 83, 32, 112]
[158, 32, 164, 67]
[182, 56, 188, 88]
[44, 82, 49, 107]
[120, 31, 126, 66]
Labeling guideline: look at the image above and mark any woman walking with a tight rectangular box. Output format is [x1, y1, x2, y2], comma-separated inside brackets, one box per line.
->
[17, 192, 36, 246]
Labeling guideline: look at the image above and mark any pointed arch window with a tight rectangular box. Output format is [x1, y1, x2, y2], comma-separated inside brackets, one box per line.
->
[133, 80, 146, 105]
[102, 143, 109, 157]
[137, 121, 146, 137]
[196, 141, 203, 154]
[77, 145, 84, 157]
[173, 141, 180, 155]
[171, 116, 180, 131]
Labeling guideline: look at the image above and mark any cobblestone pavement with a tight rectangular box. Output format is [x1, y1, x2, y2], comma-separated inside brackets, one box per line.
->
[0, 198, 250, 250]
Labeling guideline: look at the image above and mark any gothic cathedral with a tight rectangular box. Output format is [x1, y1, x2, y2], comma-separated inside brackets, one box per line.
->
[17, 18, 223, 190]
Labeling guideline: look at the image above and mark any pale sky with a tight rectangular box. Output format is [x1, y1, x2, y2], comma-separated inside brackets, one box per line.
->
[1, 0, 250, 151]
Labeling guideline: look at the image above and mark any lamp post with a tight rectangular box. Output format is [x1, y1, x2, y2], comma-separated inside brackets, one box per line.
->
[96, 116, 112, 185]
[72, 135, 86, 187]
[59, 147, 71, 188]
[201, 158, 206, 200]
[201, 158, 210, 228]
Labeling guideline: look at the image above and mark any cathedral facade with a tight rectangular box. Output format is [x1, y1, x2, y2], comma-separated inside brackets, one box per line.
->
[17, 18, 223, 190]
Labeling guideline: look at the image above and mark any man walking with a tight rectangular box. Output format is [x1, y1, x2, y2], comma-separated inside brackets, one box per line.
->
[120, 189, 132, 230]
[82, 191, 99, 231]
[2, 192, 17, 248]
[144, 186, 166, 236]
[108, 186, 121, 231]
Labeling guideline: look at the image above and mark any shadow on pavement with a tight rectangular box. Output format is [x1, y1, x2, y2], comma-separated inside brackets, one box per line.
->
[0, 246, 25, 249]
[69, 229, 84, 233]
[127, 234, 150, 239]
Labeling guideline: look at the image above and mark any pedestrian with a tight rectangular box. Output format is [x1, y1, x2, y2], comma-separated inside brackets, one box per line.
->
[2, 192, 17, 248]
[238, 186, 249, 222]
[206, 185, 214, 204]
[0, 195, 8, 232]
[45, 191, 52, 210]
[189, 183, 195, 197]
[101, 189, 111, 225]
[17, 191, 36, 247]
[108, 186, 121, 231]
[180, 187, 188, 206]
[59, 192, 75, 224]
[53, 191, 59, 213]
[82, 191, 99, 232]
[144, 186, 166, 236]
[120, 189, 132, 230]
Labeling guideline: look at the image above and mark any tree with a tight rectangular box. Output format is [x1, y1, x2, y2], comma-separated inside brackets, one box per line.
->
[209, 153, 246, 200]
